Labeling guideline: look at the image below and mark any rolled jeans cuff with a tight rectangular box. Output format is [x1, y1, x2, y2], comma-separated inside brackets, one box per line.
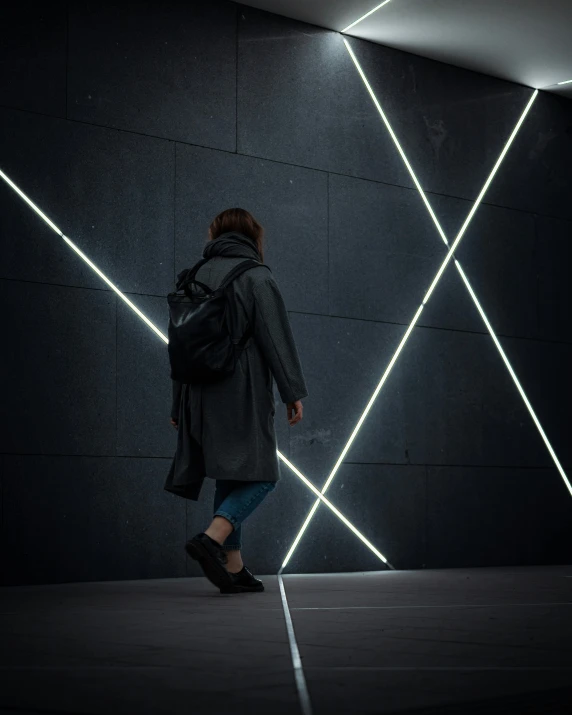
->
[214, 509, 239, 529]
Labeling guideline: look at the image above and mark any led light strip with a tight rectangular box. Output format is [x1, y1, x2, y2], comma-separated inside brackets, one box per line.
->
[455, 261, 572, 496]
[0, 166, 392, 569]
[280, 47, 553, 571]
[341, 0, 391, 33]
[281, 304, 423, 570]
[278, 452, 393, 571]
[0, 169, 168, 344]
[341, 41, 570, 494]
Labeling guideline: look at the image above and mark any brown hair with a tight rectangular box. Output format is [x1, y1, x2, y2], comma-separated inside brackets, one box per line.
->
[208, 208, 265, 262]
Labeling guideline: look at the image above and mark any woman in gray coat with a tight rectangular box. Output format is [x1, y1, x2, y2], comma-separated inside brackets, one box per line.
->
[166, 208, 308, 594]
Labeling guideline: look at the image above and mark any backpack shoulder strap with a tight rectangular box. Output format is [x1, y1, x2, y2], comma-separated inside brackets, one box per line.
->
[176, 257, 271, 294]
[175, 257, 211, 290]
[218, 259, 271, 292]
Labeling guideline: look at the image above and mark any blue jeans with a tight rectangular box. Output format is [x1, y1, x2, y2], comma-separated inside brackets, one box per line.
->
[213, 479, 276, 551]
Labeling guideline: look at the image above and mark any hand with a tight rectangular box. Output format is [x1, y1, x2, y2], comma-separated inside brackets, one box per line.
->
[287, 400, 303, 426]
[170, 418, 178, 430]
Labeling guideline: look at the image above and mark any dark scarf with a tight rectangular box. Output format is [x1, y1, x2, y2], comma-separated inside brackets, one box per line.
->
[176, 232, 261, 287]
[202, 232, 261, 261]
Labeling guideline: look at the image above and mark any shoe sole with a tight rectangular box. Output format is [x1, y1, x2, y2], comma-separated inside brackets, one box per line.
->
[220, 584, 265, 594]
[185, 540, 232, 590]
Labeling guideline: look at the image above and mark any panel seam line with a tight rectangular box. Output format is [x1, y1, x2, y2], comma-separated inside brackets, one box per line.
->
[1, 103, 569, 224]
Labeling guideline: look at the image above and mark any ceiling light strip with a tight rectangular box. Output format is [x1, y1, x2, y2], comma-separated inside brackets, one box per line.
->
[341, 0, 392, 34]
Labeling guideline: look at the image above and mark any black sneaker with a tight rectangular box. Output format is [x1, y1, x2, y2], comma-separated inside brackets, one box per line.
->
[220, 566, 264, 594]
[185, 533, 232, 590]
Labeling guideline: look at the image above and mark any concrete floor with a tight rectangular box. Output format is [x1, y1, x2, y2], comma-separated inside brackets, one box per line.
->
[1, 565, 572, 714]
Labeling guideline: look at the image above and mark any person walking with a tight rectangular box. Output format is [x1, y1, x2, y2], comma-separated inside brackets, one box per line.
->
[165, 208, 308, 594]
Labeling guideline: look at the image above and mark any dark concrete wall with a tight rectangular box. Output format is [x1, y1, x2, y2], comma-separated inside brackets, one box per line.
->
[1, 1, 571, 586]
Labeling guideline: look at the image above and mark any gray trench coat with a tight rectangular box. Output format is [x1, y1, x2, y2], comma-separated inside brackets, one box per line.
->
[164, 232, 308, 501]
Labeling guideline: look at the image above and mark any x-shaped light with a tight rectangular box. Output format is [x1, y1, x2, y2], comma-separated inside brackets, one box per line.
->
[2, 37, 567, 578]
[279, 39, 570, 572]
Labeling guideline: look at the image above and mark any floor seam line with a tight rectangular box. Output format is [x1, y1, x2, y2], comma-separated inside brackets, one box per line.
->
[277, 574, 313, 715]
[289, 601, 572, 611]
[303, 666, 572, 671]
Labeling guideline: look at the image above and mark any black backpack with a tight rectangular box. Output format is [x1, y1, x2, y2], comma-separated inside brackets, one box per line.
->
[167, 256, 270, 384]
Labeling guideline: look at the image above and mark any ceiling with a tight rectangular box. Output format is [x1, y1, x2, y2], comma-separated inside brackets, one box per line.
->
[237, 0, 572, 98]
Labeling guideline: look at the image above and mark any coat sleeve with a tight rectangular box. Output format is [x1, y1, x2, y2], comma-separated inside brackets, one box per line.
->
[171, 379, 183, 421]
[251, 273, 309, 404]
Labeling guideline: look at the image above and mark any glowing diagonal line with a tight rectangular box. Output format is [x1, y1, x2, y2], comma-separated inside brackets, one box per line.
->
[0, 169, 64, 235]
[0, 166, 392, 567]
[341, 0, 391, 34]
[61, 235, 169, 344]
[0, 169, 168, 344]
[455, 261, 572, 496]
[281, 46, 542, 571]
[281, 304, 423, 569]
[278, 453, 393, 571]
[342, 42, 570, 494]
